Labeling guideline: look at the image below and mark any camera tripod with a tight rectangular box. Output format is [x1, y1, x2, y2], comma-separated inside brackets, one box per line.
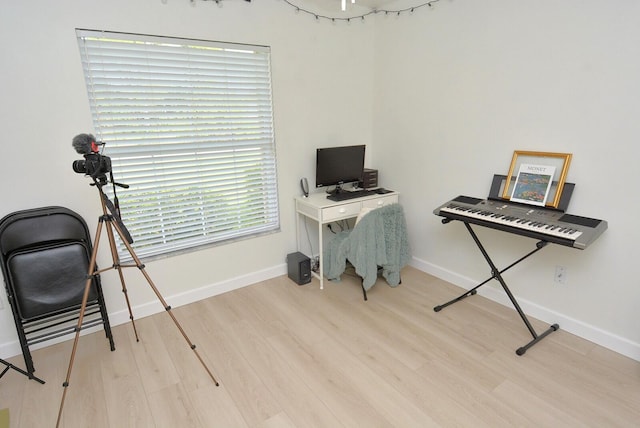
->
[55, 179, 219, 427]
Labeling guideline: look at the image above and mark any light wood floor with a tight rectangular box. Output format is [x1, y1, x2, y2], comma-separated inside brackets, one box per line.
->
[1, 266, 639, 427]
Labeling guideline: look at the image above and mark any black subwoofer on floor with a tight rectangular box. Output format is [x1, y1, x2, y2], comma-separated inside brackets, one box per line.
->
[286, 252, 311, 285]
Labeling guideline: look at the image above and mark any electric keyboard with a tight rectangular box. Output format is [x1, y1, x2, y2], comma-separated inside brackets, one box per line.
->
[434, 196, 607, 250]
[327, 189, 376, 201]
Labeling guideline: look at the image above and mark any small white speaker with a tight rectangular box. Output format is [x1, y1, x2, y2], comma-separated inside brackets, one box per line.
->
[300, 177, 309, 197]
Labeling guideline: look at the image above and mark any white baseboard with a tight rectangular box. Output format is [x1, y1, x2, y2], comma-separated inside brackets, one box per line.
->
[0, 263, 287, 360]
[410, 257, 640, 362]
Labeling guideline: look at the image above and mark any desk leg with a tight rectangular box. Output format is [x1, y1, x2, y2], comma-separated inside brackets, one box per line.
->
[295, 210, 301, 252]
[295, 209, 324, 289]
[318, 220, 324, 289]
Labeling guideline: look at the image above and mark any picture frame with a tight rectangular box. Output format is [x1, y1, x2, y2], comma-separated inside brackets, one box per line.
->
[489, 174, 575, 212]
[502, 151, 572, 209]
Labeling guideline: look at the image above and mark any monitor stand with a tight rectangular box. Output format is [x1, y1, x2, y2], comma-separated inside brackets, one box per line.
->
[326, 184, 346, 196]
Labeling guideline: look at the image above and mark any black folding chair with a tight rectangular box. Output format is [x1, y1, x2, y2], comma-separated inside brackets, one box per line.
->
[0, 206, 114, 382]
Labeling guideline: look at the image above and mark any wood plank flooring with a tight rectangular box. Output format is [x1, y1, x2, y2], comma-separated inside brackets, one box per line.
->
[1, 266, 639, 427]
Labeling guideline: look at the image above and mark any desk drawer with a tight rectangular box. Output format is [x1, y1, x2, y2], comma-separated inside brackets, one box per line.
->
[362, 194, 398, 209]
[322, 202, 362, 222]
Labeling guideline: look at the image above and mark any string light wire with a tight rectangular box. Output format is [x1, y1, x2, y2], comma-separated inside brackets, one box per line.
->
[191, 0, 441, 22]
[281, 0, 440, 22]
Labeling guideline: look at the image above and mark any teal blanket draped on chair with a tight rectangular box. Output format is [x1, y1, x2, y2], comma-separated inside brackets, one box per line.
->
[323, 203, 410, 291]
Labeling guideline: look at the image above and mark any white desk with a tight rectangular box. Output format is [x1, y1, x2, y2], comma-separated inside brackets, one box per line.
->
[295, 191, 399, 289]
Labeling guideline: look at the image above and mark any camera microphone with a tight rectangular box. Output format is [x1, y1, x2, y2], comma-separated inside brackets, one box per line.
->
[72, 133, 104, 155]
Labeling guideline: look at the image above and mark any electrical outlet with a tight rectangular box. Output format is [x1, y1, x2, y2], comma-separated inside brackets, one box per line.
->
[554, 265, 567, 284]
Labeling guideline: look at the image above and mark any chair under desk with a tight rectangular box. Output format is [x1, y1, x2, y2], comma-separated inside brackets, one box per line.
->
[295, 191, 399, 289]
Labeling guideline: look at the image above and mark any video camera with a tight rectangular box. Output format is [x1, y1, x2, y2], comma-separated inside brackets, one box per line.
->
[71, 134, 111, 183]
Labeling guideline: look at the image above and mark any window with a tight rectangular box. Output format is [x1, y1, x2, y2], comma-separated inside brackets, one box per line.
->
[76, 29, 279, 260]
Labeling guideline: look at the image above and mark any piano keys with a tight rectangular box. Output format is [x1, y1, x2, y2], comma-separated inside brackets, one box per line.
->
[434, 195, 607, 250]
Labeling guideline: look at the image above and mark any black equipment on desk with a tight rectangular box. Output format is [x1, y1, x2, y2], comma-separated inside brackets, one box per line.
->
[358, 168, 378, 189]
[432, 174, 608, 356]
[327, 189, 375, 201]
[326, 187, 393, 201]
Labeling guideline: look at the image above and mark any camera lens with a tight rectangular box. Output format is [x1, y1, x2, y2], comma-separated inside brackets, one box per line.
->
[72, 160, 86, 174]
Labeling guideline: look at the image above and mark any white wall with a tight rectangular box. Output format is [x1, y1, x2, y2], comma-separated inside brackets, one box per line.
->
[0, 0, 375, 354]
[1, 0, 638, 362]
[373, 0, 640, 359]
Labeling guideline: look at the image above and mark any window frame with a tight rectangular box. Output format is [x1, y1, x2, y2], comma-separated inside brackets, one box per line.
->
[76, 29, 280, 260]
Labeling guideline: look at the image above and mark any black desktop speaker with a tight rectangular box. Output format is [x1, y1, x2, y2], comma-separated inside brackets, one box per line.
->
[287, 251, 311, 285]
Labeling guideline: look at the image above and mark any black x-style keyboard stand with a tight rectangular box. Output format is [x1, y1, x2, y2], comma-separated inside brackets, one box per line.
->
[434, 220, 559, 355]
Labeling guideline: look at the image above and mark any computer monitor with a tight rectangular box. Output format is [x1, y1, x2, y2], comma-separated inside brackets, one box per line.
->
[315, 145, 365, 192]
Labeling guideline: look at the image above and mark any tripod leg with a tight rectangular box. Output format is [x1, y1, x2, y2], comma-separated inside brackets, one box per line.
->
[55, 185, 220, 427]
[56, 219, 104, 428]
[103, 219, 140, 342]
[110, 219, 220, 386]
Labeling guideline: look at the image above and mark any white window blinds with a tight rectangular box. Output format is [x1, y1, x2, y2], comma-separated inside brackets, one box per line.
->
[76, 29, 279, 260]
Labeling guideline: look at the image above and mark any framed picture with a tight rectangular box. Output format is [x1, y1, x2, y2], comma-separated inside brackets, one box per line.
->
[502, 151, 572, 209]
